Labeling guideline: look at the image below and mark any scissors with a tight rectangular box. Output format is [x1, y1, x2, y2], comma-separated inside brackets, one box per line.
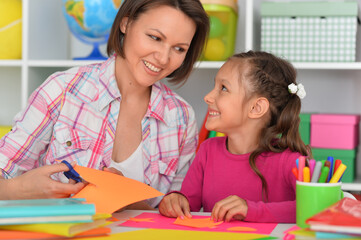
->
[61, 160, 82, 183]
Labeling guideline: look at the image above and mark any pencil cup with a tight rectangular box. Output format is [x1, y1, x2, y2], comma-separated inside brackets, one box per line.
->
[296, 181, 343, 228]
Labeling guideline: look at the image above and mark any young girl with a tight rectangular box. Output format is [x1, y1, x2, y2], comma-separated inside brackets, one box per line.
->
[158, 51, 310, 223]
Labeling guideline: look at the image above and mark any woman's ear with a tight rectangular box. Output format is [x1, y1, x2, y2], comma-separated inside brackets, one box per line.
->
[249, 97, 269, 119]
[120, 17, 129, 34]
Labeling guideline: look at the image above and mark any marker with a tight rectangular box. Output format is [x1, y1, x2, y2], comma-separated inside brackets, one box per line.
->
[298, 156, 305, 182]
[324, 160, 331, 169]
[321, 160, 326, 167]
[311, 161, 322, 183]
[309, 159, 316, 178]
[333, 159, 342, 175]
[318, 167, 330, 183]
[303, 167, 310, 182]
[296, 158, 299, 168]
[329, 163, 347, 183]
[327, 156, 334, 182]
[292, 167, 298, 179]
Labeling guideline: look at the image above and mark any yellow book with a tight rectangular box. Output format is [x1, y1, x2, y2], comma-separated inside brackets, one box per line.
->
[0, 213, 111, 237]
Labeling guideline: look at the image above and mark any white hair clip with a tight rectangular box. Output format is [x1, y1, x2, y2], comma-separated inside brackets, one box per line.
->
[288, 83, 306, 99]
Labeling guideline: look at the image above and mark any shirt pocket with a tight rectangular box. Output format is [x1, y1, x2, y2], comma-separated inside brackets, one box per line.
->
[52, 124, 93, 162]
[157, 157, 178, 177]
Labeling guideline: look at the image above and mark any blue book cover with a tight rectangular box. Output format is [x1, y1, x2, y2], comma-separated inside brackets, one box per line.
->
[0, 198, 95, 218]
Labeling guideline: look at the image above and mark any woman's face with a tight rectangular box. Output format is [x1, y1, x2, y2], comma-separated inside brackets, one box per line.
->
[119, 5, 196, 87]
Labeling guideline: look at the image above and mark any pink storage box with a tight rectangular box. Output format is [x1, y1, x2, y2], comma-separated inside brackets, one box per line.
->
[310, 114, 360, 150]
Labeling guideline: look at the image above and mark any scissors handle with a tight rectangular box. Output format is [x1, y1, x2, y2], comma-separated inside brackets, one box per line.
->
[61, 160, 82, 183]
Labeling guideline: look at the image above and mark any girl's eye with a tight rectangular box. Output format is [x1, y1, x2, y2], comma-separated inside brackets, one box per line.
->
[174, 46, 186, 53]
[148, 35, 160, 41]
[221, 85, 227, 92]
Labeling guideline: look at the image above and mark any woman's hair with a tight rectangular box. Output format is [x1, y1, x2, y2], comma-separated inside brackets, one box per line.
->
[107, 0, 209, 85]
[231, 50, 310, 200]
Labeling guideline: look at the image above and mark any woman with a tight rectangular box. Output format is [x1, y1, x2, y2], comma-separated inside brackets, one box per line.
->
[0, 0, 209, 208]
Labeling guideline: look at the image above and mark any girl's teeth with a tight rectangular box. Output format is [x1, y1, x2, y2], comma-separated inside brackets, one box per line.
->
[209, 112, 220, 116]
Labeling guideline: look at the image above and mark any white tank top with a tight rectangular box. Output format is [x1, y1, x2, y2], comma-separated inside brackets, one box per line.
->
[108, 143, 144, 183]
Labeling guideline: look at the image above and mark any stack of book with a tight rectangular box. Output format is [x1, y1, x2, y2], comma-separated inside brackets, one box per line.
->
[305, 198, 361, 239]
[0, 198, 111, 238]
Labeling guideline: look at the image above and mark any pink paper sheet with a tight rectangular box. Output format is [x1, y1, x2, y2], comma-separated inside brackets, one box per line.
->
[119, 212, 277, 234]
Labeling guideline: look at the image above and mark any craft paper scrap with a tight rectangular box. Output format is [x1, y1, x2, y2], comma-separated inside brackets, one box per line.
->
[72, 166, 164, 214]
[119, 212, 277, 234]
[75, 228, 274, 240]
[174, 216, 223, 228]
[288, 229, 315, 238]
[283, 225, 301, 240]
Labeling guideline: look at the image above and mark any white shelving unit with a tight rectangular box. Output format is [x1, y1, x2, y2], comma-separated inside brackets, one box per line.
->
[0, 0, 361, 190]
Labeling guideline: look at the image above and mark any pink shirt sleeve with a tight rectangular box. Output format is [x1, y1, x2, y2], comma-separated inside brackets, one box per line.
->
[180, 145, 206, 212]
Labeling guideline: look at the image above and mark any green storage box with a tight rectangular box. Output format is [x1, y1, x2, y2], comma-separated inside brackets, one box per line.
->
[201, 0, 238, 61]
[311, 148, 356, 183]
[261, 1, 359, 62]
[300, 113, 311, 145]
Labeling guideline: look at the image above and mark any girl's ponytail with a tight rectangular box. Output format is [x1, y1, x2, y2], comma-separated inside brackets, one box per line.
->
[277, 95, 309, 156]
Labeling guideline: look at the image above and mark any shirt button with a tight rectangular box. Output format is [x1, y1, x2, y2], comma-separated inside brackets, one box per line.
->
[66, 141, 72, 147]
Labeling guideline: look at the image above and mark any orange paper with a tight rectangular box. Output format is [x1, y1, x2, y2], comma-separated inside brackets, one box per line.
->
[72, 166, 164, 214]
[227, 226, 257, 232]
[173, 217, 223, 228]
[128, 217, 155, 223]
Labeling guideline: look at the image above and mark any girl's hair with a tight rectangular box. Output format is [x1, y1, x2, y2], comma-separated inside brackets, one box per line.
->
[107, 0, 209, 85]
[232, 51, 310, 200]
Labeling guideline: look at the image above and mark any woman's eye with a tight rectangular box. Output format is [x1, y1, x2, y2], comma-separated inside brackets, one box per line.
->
[148, 35, 160, 41]
[174, 46, 186, 53]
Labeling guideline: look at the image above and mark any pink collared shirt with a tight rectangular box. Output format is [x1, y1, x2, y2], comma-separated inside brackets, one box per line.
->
[0, 55, 198, 206]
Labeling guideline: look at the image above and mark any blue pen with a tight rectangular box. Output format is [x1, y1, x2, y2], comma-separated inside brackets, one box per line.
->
[327, 156, 334, 182]
[296, 158, 299, 168]
[61, 160, 82, 183]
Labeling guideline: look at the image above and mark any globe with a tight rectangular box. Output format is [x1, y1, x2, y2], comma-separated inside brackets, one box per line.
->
[62, 0, 121, 60]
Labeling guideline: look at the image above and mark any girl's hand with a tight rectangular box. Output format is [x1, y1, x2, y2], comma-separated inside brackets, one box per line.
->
[211, 195, 248, 222]
[3, 162, 85, 200]
[103, 167, 124, 176]
[158, 193, 192, 218]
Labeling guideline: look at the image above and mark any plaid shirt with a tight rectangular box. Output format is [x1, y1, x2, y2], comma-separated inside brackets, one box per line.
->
[0, 55, 198, 206]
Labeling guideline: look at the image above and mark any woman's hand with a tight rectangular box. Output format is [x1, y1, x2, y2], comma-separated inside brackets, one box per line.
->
[2, 162, 85, 200]
[211, 195, 248, 222]
[158, 193, 192, 218]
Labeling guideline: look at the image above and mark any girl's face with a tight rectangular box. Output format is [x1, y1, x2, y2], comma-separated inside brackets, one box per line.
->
[204, 60, 254, 134]
[119, 5, 196, 88]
